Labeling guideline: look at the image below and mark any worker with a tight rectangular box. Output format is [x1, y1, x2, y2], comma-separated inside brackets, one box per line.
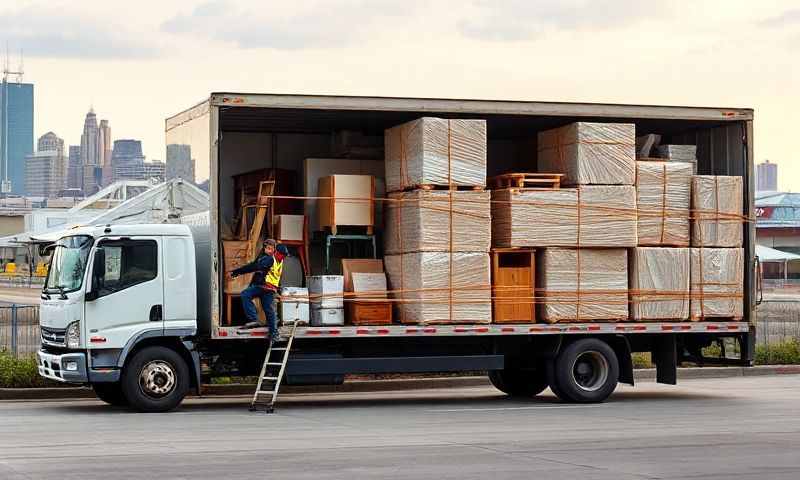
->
[230, 239, 288, 343]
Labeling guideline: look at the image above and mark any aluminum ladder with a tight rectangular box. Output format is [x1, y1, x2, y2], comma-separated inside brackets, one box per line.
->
[249, 322, 299, 414]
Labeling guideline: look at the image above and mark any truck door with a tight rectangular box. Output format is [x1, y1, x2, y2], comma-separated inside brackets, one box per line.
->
[85, 238, 164, 348]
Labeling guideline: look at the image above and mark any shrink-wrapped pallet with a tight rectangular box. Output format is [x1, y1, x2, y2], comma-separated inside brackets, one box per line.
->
[657, 145, 697, 174]
[690, 248, 744, 320]
[384, 252, 491, 324]
[385, 118, 487, 192]
[630, 247, 690, 321]
[537, 122, 636, 185]
[385, 190, 490, 254]
[691, 176, 743, 247]
[491, 186, 637, 248]
[636, 161, 692, 246]
[538, 248, 629, 323]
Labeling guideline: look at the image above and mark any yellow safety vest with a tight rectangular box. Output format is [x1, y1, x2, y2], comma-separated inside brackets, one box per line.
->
[265, 258, 283, 289]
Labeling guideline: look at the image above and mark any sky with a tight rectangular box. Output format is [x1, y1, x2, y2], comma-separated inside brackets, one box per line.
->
[3, 0, 799, 190]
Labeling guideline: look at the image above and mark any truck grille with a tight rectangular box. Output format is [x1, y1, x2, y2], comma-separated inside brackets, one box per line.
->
[41, 326, 66, 347]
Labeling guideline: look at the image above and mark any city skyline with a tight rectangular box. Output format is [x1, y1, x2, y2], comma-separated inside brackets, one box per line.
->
[2, 1, 799, 191]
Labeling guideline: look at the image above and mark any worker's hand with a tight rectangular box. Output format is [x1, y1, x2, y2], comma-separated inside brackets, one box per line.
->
[228, 271, 239, 279]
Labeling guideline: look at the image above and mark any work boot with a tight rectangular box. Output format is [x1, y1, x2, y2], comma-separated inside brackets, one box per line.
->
[239, 321, 260, 330]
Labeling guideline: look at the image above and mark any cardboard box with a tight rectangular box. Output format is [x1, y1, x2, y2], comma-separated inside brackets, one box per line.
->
[491, 186, 637, 248]
[385, 190, 491, 254]
[307, 275, 344, 309]
[636, 161, 692, 246]
[351, 272, 388, 299]
[341, 259, 384, 292]
[691, 176, 743, 247]
[274, 214, 305, 241]
[385, 117, 487, 192]
[318, 175, 375, 232]
[630, 247, 690, 321]
[690, 248, 744, 320]
[538, 248, 629, 323]
[537, 122, 636, 185]
[384, 252, 491, 324]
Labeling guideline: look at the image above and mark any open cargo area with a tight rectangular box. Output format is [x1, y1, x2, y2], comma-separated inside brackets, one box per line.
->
[165, 94, 754, 340]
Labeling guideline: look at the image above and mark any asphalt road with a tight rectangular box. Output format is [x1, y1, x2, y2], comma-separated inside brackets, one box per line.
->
[2, 375, 800, 480]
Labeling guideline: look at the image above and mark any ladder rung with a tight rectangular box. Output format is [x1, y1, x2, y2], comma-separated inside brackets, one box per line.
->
[256, 389, 276, 395]
[262, 376, 279, 381]
[266, 362, 283, 366]
[270, 347, 287, 351]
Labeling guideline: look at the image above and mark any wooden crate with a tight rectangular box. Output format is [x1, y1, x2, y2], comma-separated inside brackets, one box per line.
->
[491, 249, 535, 324]
[347, 300, 393, 325]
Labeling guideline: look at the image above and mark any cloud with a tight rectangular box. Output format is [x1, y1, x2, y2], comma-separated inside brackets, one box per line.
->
[161, 0, 411, 49]
[0, 5, 159, 59]
[458, 0, 665, 42]
[759, 9, 800, 28]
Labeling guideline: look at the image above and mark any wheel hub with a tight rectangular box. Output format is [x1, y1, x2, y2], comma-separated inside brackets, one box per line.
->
[139, 360, 176, 398]
[571, 351, 609, 392]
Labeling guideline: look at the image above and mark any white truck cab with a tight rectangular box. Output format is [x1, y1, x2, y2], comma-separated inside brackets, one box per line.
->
[37, 223, 201, 411]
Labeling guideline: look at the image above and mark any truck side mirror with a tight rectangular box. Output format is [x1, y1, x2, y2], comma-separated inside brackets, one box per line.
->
[86, 248, 105, 301]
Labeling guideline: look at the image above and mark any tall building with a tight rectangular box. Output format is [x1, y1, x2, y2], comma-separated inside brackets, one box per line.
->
[756, 160, 778, 192]
[144, 160, 166, 183]
[166, 144, 195, 183]
[98, 119, 112, 186]
[67, 145, 81, 189]
[25, 132, 66, 197]
[80, 108, 102, 195]
[111, 139, 145, 181]
[0, 80, 34, 195]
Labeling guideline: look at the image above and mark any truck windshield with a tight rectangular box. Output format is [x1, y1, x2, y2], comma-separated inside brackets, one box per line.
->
[44, 235, 93, 294]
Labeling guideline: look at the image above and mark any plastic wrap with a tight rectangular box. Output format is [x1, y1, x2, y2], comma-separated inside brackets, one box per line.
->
[690, 248, 744, 320]
[636, 161, 692, 246]
[630, 247, 690, 321]
[538, 248, 629, 323]
[384, 118, 487, 192]
[537, 122, 635, 185]
[691, 176, 743, 247]
[657, 145, 697, 174]
[384, 252, 491, 324]
[491, 186, 637, 248]
[385, 190, 490, 254]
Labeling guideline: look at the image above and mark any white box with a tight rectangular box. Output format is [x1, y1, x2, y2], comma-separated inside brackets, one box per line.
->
[279, 287, 309, 324]
[351, 272, 388, 299]
[275, 215, 305, 241]
[307, 275, 344, 309]
[310, 308, 345, 326]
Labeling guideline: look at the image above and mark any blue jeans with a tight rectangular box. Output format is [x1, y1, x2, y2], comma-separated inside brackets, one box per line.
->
[241, 286, 278, 338]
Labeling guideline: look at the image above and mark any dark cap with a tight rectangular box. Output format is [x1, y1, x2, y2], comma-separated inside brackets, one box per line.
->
[263, 239, 277, 248]
[276, 244, 289, 256]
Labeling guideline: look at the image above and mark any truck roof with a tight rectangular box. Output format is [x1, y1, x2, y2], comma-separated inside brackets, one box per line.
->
[32, 223, 192, 243]
[195, 92, 751, 119]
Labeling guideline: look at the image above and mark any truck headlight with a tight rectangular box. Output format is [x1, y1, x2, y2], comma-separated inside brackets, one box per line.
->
[66, 321, 81, 349]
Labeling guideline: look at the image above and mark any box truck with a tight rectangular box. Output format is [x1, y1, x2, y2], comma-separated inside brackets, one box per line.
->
[36, 93, 756, 412]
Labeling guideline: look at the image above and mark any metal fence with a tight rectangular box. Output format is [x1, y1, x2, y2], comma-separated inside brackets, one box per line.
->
[755, 299, 800, 347]
[0, 305, 40, 358]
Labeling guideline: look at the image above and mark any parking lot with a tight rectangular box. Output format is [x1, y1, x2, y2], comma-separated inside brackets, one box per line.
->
[2, 375, 800, 479]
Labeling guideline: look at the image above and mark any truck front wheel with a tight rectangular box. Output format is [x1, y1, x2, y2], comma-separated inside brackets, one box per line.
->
[93, 382, 127, 406]
[489, 367, 548, 397]
[121, 346, 189, 412]
[548, 338, 619, 403]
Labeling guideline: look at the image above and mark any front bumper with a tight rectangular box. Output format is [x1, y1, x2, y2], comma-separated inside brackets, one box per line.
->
[36, 350, 89, 384]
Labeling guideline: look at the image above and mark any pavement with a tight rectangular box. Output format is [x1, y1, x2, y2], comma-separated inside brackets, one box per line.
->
[2, 375, 800, 479]
[0, 287, 41, 305]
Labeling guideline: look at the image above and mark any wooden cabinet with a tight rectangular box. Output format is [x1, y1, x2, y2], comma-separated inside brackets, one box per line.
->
[318, 175, 375, 234]
[491, 249, 535, 324]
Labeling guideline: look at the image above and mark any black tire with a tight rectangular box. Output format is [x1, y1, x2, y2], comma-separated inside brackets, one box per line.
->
[121, 346, 189, 413]
[489, 368, 548, 397]
[93, 382, 127, 406]
[550, 338, 619, 403]
[545, 359, 570, 401]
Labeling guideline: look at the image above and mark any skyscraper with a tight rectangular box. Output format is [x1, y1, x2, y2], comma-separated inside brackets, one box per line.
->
[756, 160, 778, 192]
[0, 80, 34, 195]
[166, 144, 195, 183]
[111, 139, 145, 181]
[80, 108, 102, 195]
[25, 132, 66, 197]
[98, 119, 112, 186]
[67, 145, 81, 190]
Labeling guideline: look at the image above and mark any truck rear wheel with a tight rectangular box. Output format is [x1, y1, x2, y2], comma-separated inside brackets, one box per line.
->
[93, 382, 127, 406]
[548, 338, 619, 403]
[489, 368, 548, 397]
[121, 346, 189, 413]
